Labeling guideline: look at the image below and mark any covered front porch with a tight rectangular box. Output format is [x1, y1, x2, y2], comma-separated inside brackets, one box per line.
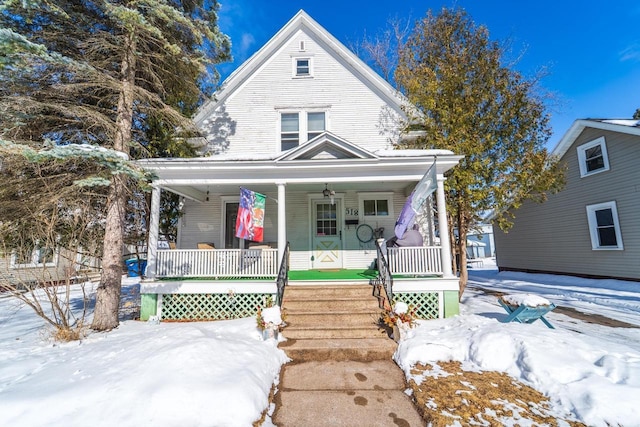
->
[138, 139, 462, 322]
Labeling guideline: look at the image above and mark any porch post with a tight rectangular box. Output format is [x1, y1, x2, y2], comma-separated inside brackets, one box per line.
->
[145, 185, 161, 279]
[436, 175, 454, 278]
[276, 182, 286, 261]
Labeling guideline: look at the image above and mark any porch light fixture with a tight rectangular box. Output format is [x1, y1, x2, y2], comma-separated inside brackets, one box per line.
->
[322, 183, 335, 205]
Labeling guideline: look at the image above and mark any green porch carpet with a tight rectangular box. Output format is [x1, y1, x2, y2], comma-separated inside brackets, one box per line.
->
[288, 269, 378, 281]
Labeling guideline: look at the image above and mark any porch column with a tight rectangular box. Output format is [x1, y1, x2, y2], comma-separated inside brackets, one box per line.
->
[276, 182, 286, 261]
[436, 175, 454, 278]
[145, 185, 161, 279]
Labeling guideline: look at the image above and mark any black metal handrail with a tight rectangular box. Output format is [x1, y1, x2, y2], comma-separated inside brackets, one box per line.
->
[275, 242, 290, 306]
[374, 239, 393, 306]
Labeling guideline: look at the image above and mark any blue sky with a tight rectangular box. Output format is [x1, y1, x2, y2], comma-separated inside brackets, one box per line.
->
[216, 0, 640, 148]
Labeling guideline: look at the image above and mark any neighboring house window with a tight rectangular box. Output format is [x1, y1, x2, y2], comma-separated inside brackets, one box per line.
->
[577, 137, 609, 177]
[281, 113, 299, 151]
[586, 201, 623, 250]
[359, 193, 393, 218]
[11, 245, 57, 268]
[307, 112, 325, 140]
[293, 57, 312, 77]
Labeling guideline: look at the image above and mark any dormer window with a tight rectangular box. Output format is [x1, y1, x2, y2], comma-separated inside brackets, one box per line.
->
[293, 57, 312, 77]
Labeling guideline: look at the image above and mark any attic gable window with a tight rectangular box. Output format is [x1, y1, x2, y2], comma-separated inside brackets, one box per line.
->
[293, 57, 312, 77]
[577, 137, 609, 177]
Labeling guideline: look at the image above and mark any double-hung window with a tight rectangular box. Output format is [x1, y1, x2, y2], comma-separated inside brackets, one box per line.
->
[281, 113, 299, 151]
[307, 112, 325, 140]
[280, 111, 327, 151]
[358, 193, 393, 219]
[12, 245, 56, 268]
[577, 137, 609, 177]
[586, 201, 623, 250]
[296, 59, 310, 76]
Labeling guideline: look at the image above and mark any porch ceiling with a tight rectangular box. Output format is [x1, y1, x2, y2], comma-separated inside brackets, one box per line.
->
[139, 154, 463, 202]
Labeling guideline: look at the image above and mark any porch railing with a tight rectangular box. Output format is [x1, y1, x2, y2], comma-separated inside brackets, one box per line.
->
[386, 246, 442, 275]
[374, 239, 394, 307]
[276, 242, 290, 306]
[155, 248, 278, 279]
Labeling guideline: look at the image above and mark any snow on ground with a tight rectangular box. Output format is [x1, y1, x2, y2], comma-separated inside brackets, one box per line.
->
[396, 259, 640, 427]
[1, 261, 639, 426]
[0, 279, 289, 427]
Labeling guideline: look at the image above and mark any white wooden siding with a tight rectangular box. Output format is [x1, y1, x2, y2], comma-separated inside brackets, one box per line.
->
[178, 189, 425, 271]
[200, 29, 401, 157]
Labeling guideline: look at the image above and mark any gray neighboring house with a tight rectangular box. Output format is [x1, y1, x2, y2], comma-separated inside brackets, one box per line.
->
[493, 119, 640, 281]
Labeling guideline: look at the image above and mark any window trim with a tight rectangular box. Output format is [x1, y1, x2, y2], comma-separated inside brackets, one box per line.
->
[292, 57, 313, 78]
[577, 136, 610, 178]
[278, 110, 327, 152]
[11, 246, 58, 269]
[358, 192, 394, 219]
[280, 112, 300, 151]
[585, 201, 623, 250]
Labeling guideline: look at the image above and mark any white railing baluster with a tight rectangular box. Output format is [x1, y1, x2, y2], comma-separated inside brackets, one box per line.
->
[154, 248, 278, 279]
[387, 246, 443, 275]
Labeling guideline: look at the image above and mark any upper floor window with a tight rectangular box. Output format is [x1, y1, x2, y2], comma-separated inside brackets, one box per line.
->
[307, 112, 325, 140]
[586, 201, 623, 250]
[281, 113, 299, 151]
[577, 137, 609, 177]
[280, 111, 327, 151]
[293, 57, 312, 77]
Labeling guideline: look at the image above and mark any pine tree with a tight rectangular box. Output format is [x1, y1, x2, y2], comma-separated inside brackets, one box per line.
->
[395, 8, 564, 297]
[0, 0, 230, 330]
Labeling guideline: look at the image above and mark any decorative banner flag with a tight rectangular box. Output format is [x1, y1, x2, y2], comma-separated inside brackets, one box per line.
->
[394, 190, 415, 239]
[235, 188, 266, 242]
[411, 161, 438, 213]
[394, 162, 438, 239]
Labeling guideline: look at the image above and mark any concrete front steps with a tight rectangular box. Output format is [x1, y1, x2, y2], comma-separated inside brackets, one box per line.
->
[279, 283, 396, 361]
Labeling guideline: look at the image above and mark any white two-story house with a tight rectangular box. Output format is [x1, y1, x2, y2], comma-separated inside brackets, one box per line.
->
[138, 10, 463, 322]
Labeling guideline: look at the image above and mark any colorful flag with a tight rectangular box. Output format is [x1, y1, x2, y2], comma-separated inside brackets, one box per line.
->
[394, 191, 415, 239]
[235, 188, 266, 242]
[394, 162, 438, 239]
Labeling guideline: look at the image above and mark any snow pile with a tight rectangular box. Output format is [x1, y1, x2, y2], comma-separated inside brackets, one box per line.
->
[261, 305, 283, 326]
[501, 293, 552, 307]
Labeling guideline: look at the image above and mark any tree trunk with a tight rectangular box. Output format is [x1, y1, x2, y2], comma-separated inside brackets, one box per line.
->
[92, 32, 136, 331]
[457, 206, 469, 301]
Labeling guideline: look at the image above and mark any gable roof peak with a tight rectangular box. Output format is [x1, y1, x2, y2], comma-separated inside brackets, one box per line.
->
[194, 10, 406, 126]
[551, 118, 640, 159]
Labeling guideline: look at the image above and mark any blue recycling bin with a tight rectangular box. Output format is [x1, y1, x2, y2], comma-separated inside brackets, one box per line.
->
[125, 258, 147, 277]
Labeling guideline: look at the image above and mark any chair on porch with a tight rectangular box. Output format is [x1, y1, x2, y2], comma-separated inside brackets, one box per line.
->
[498, 294, 556, 329]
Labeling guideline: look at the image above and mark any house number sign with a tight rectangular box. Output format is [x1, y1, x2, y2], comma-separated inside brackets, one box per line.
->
[345, 208, 358, 216]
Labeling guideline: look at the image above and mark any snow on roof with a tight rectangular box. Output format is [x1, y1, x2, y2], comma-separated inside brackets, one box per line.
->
[594, 119, 640, 127]
[374, 149, 454, 157]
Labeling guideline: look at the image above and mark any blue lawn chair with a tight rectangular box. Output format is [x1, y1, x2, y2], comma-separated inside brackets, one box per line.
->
[498, 298, 556, 329]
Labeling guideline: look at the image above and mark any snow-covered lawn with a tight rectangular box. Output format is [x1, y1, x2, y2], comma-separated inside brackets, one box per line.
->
[1, 261, 639, 426]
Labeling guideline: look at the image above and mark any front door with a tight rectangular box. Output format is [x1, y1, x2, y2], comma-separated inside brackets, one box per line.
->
[312, 200, 343, 269]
